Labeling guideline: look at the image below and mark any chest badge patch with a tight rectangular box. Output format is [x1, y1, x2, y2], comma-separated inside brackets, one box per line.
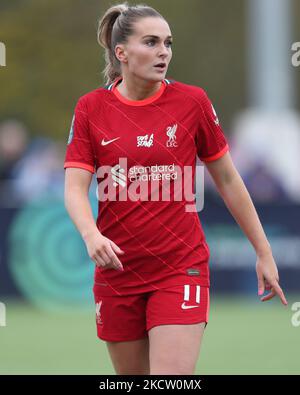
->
[166, 124, 178, 147]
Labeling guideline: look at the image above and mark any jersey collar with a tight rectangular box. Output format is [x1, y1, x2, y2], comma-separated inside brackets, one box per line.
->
[111, 76, 167, 106]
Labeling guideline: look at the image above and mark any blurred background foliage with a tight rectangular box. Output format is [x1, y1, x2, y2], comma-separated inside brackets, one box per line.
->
[0, 0, 293, 140]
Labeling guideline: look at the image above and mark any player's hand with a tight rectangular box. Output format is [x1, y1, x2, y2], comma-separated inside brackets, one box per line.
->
[256, 250, 287, 306]
[84, 230, 125, 271]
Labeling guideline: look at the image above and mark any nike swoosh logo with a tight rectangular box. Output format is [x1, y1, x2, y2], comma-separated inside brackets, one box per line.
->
[181, 302, 199, 310]
[101, 137, 120, 146]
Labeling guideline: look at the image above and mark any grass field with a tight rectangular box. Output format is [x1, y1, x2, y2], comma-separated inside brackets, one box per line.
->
[1, 294, 299, 375]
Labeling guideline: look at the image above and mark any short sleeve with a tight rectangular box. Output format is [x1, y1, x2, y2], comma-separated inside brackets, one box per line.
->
[196, 90, 229, 162]
[63, 97, 96, 173]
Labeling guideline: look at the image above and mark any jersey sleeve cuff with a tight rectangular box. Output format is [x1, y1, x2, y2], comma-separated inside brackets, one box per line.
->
[200, 144, 229, 163]
[64, 161, 95, 174]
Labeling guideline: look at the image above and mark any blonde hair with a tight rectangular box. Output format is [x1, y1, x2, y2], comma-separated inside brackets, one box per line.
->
[97, 2, 164, 85]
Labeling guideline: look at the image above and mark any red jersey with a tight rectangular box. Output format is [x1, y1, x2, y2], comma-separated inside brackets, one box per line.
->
[64, 77, 229, 296]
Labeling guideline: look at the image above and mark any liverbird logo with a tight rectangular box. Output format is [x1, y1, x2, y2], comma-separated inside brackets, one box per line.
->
[96, 301, 103, 325]
[166, 124, 178, 147]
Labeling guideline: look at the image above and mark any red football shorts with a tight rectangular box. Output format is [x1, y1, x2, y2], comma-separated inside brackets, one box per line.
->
[93, 284, 210, 342]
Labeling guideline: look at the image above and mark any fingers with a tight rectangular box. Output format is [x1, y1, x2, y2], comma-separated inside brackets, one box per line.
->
[92, 247, 123, 271]
[108, 240, 125, 270]
[260, 289, 276, 302]
[265, 282, 272, 291]
[99, 249, 119, 270]
[86, 234, 125, 271]
[110, 240, 125, 255]
[105, 246, 124, 271]
[100, 238, 124, 271]
[260, 281, 288, 306]
[257, 274, 265, 296]
[93, 254, 107, 268]
[272, 282, 288, 305]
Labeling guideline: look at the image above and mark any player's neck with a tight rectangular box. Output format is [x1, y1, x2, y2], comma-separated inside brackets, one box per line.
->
[116, 76, 162, 101]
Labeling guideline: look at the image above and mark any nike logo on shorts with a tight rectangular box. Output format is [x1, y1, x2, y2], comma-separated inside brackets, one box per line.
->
[101, 137, 120, 146]
[181, 302, 199, 309]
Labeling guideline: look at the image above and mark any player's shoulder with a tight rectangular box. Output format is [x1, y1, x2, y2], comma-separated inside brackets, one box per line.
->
[170, 79, 209, 103]
[75, 84, 112, 107]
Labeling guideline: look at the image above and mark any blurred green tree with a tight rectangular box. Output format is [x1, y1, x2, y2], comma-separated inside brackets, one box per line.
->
[2, 0, 298, 141]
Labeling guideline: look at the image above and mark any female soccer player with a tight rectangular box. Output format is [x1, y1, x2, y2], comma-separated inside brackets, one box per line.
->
[64, 3, 288, 375]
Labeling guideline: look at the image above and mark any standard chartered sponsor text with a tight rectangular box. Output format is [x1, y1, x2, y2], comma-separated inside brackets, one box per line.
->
[95, 157, 204, 211]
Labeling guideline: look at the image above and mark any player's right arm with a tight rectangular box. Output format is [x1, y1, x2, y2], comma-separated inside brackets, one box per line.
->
[64, 167, 124, 271]
[64, 95, 124, 271]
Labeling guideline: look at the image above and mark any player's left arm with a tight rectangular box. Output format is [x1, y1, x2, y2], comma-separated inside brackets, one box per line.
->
[205, 151, 288, 306]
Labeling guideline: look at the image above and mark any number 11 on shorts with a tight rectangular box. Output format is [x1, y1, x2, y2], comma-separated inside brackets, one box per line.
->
[181, 285, 200, 309]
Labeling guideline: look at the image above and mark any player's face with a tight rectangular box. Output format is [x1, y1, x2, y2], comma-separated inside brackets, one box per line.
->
[116, 17, 173, 82]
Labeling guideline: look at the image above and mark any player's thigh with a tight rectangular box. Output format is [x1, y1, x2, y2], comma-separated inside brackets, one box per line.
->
[148, 322, 206, 375]
[106, 337, 150, 375]
[146, 284, 209, 374]
[93, 285, 150, 374]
